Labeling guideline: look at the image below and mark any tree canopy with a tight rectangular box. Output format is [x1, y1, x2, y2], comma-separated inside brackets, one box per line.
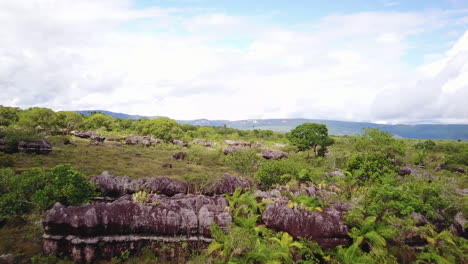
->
[287, 123, 334, 157]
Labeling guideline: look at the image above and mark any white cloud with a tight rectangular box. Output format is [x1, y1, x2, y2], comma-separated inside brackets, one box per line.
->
[0, 0, 467, 123]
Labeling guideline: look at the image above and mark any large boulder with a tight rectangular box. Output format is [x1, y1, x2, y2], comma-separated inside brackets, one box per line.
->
[224, 140, 251, 147]
[0, 254, 15, 264]
[18, 139, 52, 154]
[223, 146, 244, 155]
[42, 194, 231, 262]
[262, 201, 351, 249]
[72, 131, 97, 139]
[453, 212, 467, 239]
[173, 139, 188, 147]
[172, 152, 187, 161]
[90, 172, 193, 197]
[203, 174, 252, 196]
[262, 149, 288, 160]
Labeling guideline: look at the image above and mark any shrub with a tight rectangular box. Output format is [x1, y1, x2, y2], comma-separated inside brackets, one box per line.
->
[0, 128, 41, 153]
[256, 159, 301, 189]
[132, 191, 148, 205]
[224, 150, 262, 176]
[0, 153, 14, 167]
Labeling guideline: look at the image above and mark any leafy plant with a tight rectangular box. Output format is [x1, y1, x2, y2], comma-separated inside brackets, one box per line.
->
[132, 191, 148, 205]
[256, 159, 301, 189]
[287, 194, 324, 212]
[224, 150, 262, 176]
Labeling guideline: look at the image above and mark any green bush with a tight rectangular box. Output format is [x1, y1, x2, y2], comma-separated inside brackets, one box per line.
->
[224, 150, 262, 176]
[0, 165, 96, 219]
[346, 153, 397, 183]
[0, 152, 14, 167]
[256, 159, 301, 189]
[0, 128, 41, 153]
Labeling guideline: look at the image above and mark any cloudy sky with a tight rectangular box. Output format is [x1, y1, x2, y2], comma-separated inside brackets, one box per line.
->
[1, 0, 468, 123]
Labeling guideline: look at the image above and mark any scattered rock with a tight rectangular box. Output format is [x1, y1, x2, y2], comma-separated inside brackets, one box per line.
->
[162, 163, 173, 168]
[0, 254, 15, 264]
[455, 167, 465, 173]
[72, 131, 97, 139]
[399, 166, 417, 176]
[224, 140, 251, 147]
[173, 139, 188, 147]
[223, 146, 244, 155]
[453, 212, 467, 239]
[172, 152, 187, 161]
[203, 174, 252, 196]
[262, 149, 288, 160]
[411, 212, 428, 226]
[326, 171, 345, 178]
[18, 139, 52, 154]
[90, 172, 194, 197]
[42, 194, 231, 262]
[193, 139, 215, 147]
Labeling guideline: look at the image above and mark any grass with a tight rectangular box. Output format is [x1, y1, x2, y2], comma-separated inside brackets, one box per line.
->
[11, 136, 237, 182]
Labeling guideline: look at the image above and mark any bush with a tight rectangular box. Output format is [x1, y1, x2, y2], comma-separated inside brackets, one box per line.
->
[0, 165, 96, 219]
[224, 150, 262, 176]
[0, 128, 41, 153]
[255, 159, 301, 189]
[0, 152, 14, 167]
[346, 153, 397, 183]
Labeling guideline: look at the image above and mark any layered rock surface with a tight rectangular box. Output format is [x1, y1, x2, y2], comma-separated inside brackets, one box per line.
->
[43, 194, 231, 262]
[90, 172, 193, 197]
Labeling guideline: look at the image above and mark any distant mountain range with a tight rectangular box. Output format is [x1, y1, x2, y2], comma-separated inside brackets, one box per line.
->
[76, 110, 468, 141]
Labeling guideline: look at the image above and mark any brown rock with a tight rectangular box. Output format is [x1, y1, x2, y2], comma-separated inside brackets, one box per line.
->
[172, 152, 187, 161]
[193, 139, 215, 147]
[223, 146, 244, 155]
[162, 163, 173, 168]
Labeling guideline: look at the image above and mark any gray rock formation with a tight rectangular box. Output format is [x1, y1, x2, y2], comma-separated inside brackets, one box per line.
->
[90, 172, 193, 197]
[224, 140, 251, 147]
[453, 212, 467, 239]
[262, 201, 351, 249]
[193, 139, 215, 147]
[262, 149, 289, 160]
[0, 254, 15, 264]
[18, 139, 52, 154]
[326, 171, 345, 178]
[172, 152, 187, 161]
[72, 131, 97, 139]
[223, 146, 244, 155]
[173, 139, 188, 147]
[42, 194, 231, 262]
[203, 173, 252, 196]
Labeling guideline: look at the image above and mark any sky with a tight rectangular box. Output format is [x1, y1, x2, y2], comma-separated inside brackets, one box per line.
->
[0, 0, 468, 124]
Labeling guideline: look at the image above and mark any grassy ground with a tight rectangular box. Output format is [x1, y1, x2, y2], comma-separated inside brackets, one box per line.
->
[10, 136, 237, 182]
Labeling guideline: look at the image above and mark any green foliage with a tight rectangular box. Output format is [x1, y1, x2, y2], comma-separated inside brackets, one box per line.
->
[224, 150, 262, 176]
[288, 123, 334, 157]
[346, 153, 397, 183]
[56, 111, 84, 133]
[287, 194, 324, 212]
[135, 117, 183, 142]
[132, 191, 148, 205]
[353, 128, 405, 158]
[83, 113, 116, 131]
[0, 152, 14, 167]
[0, 127, 41, 153]
[0, 105, 20, 127]
[0, 165, 95, 219]
[414, 140, 436, 151]
[112, 249, 131, 264]
[16, 107, 57, 132]
[256, 159, 301, 189]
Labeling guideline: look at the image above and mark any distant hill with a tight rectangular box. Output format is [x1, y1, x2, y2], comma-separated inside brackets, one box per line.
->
[76, 110, 468, 141]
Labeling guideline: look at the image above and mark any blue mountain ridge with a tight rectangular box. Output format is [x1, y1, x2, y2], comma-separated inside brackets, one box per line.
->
[76, 110, 468, 141]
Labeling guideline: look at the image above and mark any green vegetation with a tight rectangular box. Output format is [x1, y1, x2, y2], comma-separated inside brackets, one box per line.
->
[0, 105, 467, 263]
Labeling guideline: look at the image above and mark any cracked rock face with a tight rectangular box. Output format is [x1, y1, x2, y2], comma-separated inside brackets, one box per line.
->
[90, 172, 194, 197]
[202, 173, 252, 196]
[262, 149, 289, 160]
[42, 194, 231, 262]
[18, 139, 52, 154]
[262, 201, 351, 249]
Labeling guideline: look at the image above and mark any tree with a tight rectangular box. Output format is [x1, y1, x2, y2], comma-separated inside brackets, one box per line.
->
[135, 117, 183, 142]
[0, 106, 21, 127]
[56, 111, 84, 134]
[287, 123, 334, 157]
[16, 107, 57, 132]
[83, 113, 116, 131]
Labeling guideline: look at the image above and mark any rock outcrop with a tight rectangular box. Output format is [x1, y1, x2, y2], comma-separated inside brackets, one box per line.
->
[42, 194, 231, 262]
[326, 171, 345, 178]
[72, 131, 97, 139]
[224, 140, 252, 147]
[453, 212, 467, 239]
[90, 172, 193, 197]
[193, 139, 215, 147]
[173, 139, 188, 147]
[223, 146, 244, 155]
[262, 149, 288, 160]
[172, 152, 187, 161]
[18, 139, 52, 154]
[203, 173, 252, 196]
[262, 201, 351, 249]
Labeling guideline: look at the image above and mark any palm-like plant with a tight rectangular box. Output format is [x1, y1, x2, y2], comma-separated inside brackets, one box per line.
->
[350, 216, 393, 253]
[269, 232, 304, 264]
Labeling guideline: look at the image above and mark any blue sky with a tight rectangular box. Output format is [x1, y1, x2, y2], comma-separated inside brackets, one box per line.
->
[1, 0, 467, 123]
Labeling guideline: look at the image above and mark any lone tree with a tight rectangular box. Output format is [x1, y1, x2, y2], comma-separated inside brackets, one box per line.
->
[287, 123, 334, 157]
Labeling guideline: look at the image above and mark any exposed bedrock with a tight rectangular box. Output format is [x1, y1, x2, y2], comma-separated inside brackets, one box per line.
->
[262, 201, 352, 249]
[202, 173, 252, 196]
[42, 194, 231, 262]
[18, 139, 52, 154]
[262, 149, 289, 160]
[90, 172, 194, 197]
